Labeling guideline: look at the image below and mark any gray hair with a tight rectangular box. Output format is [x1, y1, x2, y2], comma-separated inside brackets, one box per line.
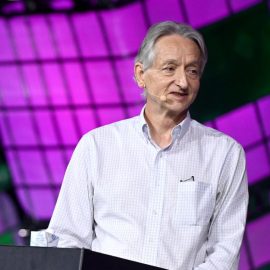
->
[135, 21, 208, 74]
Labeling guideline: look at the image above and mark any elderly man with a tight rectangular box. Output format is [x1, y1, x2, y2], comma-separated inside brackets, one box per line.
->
[46, 21, 248, 269]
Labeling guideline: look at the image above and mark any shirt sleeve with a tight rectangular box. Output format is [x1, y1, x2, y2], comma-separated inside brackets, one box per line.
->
[194, 143, 249, 270]
[46, 135, 94, 248]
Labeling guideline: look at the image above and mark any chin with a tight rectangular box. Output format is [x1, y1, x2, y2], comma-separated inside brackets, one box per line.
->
[167, 105, 189, 117]
[168, 100, 190, 111]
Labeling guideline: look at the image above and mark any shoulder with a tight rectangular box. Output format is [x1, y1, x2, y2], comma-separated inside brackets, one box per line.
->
[189, 119, 244, 153]
[80, 116, 139, 143]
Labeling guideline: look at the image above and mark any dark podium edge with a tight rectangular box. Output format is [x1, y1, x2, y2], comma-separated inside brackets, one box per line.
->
[0, 245, 166, 270]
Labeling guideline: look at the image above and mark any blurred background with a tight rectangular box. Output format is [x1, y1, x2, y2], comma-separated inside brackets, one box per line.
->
[0, 0, 269, 269]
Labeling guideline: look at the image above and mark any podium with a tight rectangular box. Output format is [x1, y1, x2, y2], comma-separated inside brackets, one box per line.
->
[0, 245, 165, 270]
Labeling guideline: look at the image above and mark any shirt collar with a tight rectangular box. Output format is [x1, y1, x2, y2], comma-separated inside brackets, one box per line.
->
[137, 105, 191, 143]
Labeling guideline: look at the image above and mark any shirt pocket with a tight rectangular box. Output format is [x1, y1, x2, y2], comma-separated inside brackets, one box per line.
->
[174, 181, 215, 226]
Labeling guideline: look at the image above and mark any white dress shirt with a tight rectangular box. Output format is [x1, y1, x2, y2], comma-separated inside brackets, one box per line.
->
[47, 109, 248, 270]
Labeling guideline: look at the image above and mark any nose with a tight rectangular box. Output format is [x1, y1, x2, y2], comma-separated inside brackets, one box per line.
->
[174, 68, 188, 89]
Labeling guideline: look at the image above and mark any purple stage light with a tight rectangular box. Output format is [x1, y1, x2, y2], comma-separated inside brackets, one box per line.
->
[246, 145, 270, 184]
[100, 3, 147, 56]
[9, 17, 36, 61]
[17, 150, 49, 185]
[1, 2, 25, 15]
[34, 110, 59, 145]
[43, 63, 69, 105]
[183, 0, 229, 27]
[231, 0, 262, 13]
[127, 105, 144, 119]
[51, 0, 74, 10]
[22, 65, 48, 106]
[0, 66, 27, 107]
[86, 61, 122, 104]
[215, 104, 262, 148]
[28, 16, 57, 60]
[246, 215, 270, 268]
[203, 121, 215, 128]
[0, 19, 15, 61]
[6, 111, 37, 146]
[16, 188, 56, 220]
[146, 0, 185, 24]
[72, 12, 108, 57]
[214, 99, 270, 184]
[98, 107, 126, 126]
[44, 150, 67, 185]
[239, 240, 250, 270]
[5, 152, 21, 187]
[28, 189, 56, 220]
[115, 58, 143, 103]
[75, 108, 97, 135]
[50, 14, 78, 58]
[258, 95, 270, 137]
[63, 63, 90, 105]
[55, 109, 80, 145]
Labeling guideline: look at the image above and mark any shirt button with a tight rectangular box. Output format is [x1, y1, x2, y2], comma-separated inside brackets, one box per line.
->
[153, 210, 157, 215]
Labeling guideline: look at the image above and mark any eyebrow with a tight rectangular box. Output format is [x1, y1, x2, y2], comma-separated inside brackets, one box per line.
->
[162, 59, 179, 65]
[162, 59, 201, 67]
[186, 61, 201, 67]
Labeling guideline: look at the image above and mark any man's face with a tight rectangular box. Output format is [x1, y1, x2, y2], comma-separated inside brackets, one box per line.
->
[138, 34, 202, 116]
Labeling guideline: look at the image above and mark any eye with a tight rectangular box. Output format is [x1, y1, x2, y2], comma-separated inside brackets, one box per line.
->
[163, 66, 176, 73]
[186, 67, 200, 78]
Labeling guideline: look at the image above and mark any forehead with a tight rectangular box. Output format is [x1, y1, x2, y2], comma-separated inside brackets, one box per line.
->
[153, 34, 201, 64]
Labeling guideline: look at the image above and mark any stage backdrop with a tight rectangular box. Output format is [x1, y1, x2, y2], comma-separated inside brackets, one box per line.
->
[0, 1, 269, 269]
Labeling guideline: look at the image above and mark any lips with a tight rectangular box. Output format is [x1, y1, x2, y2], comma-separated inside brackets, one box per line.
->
[166, 92, 189, 103]
[169, 91, 188, 96]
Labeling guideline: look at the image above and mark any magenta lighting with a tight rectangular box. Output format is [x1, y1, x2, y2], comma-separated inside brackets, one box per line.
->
[0, 0, 268, 268]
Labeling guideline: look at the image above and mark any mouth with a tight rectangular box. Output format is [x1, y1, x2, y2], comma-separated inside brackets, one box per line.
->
[168, 91, 188, 98]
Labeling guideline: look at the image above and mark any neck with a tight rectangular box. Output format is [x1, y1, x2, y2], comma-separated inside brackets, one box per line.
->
[144, 105, 187, 148]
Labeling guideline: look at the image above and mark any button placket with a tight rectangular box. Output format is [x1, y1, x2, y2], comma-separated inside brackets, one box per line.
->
[142, 151, 166, 265]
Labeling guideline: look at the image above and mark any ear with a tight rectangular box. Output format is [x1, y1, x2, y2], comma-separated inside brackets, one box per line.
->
[134, 62, 145, 88]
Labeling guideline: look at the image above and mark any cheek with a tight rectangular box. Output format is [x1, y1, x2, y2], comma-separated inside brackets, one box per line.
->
[190, 81, 200, 93]
[145, 74, 156, 87]
[188, 82, 200, 103]
[148, 77, 169, 90]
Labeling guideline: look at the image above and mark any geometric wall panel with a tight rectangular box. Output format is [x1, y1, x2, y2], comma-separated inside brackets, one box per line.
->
[0, 1, 268, 267]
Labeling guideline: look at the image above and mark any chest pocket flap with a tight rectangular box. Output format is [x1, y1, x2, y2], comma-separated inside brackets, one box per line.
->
[175, 181, 215, 226]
